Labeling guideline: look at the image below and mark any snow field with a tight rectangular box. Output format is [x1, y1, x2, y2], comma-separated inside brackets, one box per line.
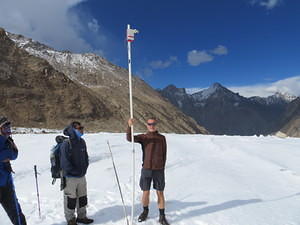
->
[1, 133, 300, 225]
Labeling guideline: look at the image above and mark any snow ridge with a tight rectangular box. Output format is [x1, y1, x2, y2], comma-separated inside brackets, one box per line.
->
[7, 32, 123, 83]
[250, 92, 297, 105]
[188, 86, 296, 104]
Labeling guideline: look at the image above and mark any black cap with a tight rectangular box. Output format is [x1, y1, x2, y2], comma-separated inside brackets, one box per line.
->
[0, 116, 11, 127]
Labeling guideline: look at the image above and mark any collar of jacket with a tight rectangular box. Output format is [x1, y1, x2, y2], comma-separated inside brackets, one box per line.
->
[146, 131, 159, 135]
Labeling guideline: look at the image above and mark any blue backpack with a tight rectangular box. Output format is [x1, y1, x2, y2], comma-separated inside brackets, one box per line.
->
[50, 135, 69, 184]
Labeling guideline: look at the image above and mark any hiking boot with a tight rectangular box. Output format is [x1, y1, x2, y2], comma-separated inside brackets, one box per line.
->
[159, 215, 170, 225]
[67, 218, 78, 225]
[76, 217, 94, 224]
[138, 210, 149, 222]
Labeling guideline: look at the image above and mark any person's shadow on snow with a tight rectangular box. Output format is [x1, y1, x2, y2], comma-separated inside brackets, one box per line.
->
[169, 192, 300, 223]
[90, 200, 207, 224]
[89, 199, 262, 224]
[50, 193, 300, 224]
[51, 222, 66, 225]
[91, 204, 131, 224]
[170, 198, 263, 223]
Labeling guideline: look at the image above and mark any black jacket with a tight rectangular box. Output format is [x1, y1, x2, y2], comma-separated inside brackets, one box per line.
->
[60, 125, 89, 177]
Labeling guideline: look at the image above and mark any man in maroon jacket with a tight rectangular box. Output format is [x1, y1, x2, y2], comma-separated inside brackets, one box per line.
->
[127, 118, 169, 225]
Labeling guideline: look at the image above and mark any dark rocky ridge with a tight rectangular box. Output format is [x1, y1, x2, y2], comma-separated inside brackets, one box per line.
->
[159, 83, 291, 135]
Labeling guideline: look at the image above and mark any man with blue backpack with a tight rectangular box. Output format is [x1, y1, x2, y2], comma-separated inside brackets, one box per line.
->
[60, 121, 93, 225]
[0, 116, 27, 225]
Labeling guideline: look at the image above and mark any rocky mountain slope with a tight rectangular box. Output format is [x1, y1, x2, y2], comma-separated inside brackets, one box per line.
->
[278, 97, 300, 137]
[0, 28, 207, 133]
[0, 28, 111, 130]
[159, 83, 294, 135]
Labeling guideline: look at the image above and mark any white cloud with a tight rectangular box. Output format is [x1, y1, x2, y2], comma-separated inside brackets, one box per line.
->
[187, 76, 300, 97]
[187, 45, 228, 66]
[211, 45, 228, 55]
[150, 56, 178, 69]
[0, 0, 104, 54]
[187, 50, 214, 66]
[88, 18, 100, 32]
[229, 76, 300, 97]
[251, 0, 283, 10]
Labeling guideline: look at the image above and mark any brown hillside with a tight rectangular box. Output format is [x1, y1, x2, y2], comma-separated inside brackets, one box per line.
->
[278, 97, 300, 137]
[1, 28, 208, 133]
[0, 28, 111, 130]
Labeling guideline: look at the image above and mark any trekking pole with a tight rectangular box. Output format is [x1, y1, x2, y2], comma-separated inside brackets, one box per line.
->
[127, 24, 139, 225]
[10, 174, 23, 225]
[107, 141, 129, 225]
[34, 165, 41, 219]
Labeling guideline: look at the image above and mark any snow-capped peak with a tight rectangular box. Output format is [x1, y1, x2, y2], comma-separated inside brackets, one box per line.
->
[191, 82, 242, 102]
[250, 92, 297, 105]
[186, 83, 226, 95]
[273, 92, 297, 102]
[7, 31, 125, 85]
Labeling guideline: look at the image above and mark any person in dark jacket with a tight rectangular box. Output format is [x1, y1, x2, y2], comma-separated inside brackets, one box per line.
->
[60, 121, 93, 225]
[0, 117, 27, 225]
[127, 118, 170, 225]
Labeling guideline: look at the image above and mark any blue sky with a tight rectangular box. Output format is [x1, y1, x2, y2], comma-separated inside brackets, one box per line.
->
[1, 0, 300, 97]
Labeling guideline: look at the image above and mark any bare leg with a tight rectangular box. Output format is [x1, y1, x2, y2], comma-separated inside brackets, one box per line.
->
[138, 191, 150, 222]
[157, 191, 169, 224]
[156, 191, 165, 209]
[142, 190, 150, 207]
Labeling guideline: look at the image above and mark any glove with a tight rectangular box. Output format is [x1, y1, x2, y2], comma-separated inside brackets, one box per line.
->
[6, 137, 18, 152]
[3, 161, 14, 173]
[60, 177, 66, 191]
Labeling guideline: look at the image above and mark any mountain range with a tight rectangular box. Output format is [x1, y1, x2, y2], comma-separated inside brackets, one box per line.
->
[1, 28, 299, 137]
[0, 28, 207, 134]
[159, 83, 300, 136]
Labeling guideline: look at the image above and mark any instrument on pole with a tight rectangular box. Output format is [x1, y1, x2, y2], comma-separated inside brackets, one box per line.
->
[127, 24, 139, 225]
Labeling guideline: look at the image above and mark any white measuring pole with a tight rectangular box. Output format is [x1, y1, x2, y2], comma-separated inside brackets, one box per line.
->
[127, 24, 135, 225]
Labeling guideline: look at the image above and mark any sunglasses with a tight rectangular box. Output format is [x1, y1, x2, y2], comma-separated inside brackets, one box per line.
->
[75, 126, 84, 130]
[147, 123, 156, 126]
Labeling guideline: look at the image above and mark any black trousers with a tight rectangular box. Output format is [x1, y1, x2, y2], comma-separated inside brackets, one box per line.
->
[0, 184, 27, 225]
